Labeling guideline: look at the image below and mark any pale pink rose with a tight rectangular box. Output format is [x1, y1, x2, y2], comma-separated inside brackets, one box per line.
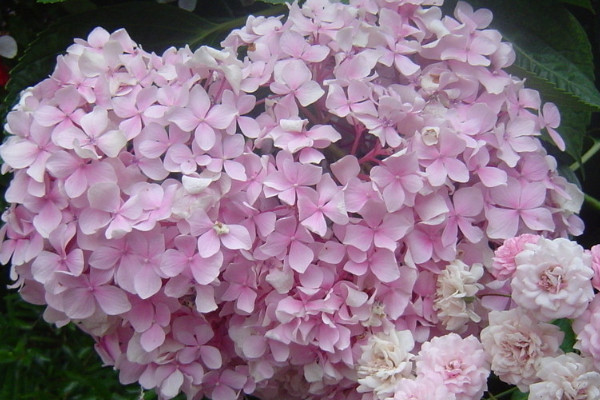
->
[528, 353, 600, 400]
[433, 260, 484, 332]
[491, 234, 541, 280]
[589, 245, 600, 291]
[357, 329, 415, 399]
[416, 333, 489, 400]
[392, 376, 456, 400]
[511, 237, 594, 321]
[480, 308, 564, 391]
[573, 294, 600, 370]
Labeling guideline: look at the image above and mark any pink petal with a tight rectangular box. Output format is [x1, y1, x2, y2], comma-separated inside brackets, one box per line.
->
[236, 288, 257, 313]
[33, 202, 63, 238]
[160, 249, 189, 277]
[160, 369, 184, 399]
[296, 80, 325, 107]
[128, 301, 154, 332]
[64, 168, 88, 198]
[65, 249, 85, 276]
[190, 252, 223, 285]
[140, 323, 166, 352]
[370, 249, 400, 283]
[195, 285, 218, 313]
[80, 108, 109, 138]
[343, 224, 373, 251]
[134, 266, 162, 299]
[457, 218, 484, 243]
[211, 384, 237, 400]
[0, 139, 38, 168]
[242, 336, 267, 359]
[97, 129, 127, 157]
[477, 166, 507, 187]
[221, 225, 252, 251]
[520, 208, 555, 232]
[94, 285, 132, 315]
[223, 160, 247, 181]
[426, 159, 447, 186]
[34, 105, 66, 127]
[88, 182, 121, 212]
[194, 123, 216, 151]
[405, 229, 433, 264]
[343, 259, 368, 276]
[63, 287, 95, 319]
[206, 104, 236, 130]
[198, 230, 221, 258]
[169, 108, 198, 132]
[444, 158, 469, 183]
[288, 240, 313, 273]
[486, 207, 519, 239]
[200, 345, 223, 369]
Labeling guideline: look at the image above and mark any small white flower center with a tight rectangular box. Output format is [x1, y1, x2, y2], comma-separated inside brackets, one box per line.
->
[213, 221, 230, 235]
[421, 126, 439, 146]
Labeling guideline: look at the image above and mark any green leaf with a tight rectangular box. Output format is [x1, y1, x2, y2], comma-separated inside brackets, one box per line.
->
[36, 0, 68, 3]
[504, 31, 600, 110]
[510, 389, 529, 400]
[552, 318, 577, 353]
[1, 1, 240, 121]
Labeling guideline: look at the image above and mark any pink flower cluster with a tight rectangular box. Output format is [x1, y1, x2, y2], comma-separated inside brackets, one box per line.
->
[0, 0, 586, 399]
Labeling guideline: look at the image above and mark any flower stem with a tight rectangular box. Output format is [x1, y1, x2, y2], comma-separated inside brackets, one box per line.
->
[585, 193, 600, 212]
[479, 293, 512, 298]
[484, 387, 517, 400]
[570, 139, 600, 171]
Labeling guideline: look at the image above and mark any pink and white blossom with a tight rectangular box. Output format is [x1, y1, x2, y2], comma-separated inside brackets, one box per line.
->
[528, 353, 600, 400]
[511, 237, 594, 321]
[356, 329, 415, 398]
[433, 259, 484, 332]
[415, 333, 489, 400]
[480, 308, 564, 391]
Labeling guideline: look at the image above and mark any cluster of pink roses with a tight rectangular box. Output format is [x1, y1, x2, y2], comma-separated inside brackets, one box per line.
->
[480, 235, 600, 399]
[0, 0, 591, 398]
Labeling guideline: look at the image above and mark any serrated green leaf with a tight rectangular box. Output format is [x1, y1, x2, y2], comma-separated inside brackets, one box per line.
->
[1, 1, 240, 121]
[504, 31, 600, 110]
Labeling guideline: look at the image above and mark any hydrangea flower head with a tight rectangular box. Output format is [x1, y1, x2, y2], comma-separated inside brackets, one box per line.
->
[0, 0, 585, 398]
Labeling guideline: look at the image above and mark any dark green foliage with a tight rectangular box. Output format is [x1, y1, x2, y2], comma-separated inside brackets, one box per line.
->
[552, 318, 578, 353]
[510, 389, 529, 400]
[0, 292, 145, 399]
